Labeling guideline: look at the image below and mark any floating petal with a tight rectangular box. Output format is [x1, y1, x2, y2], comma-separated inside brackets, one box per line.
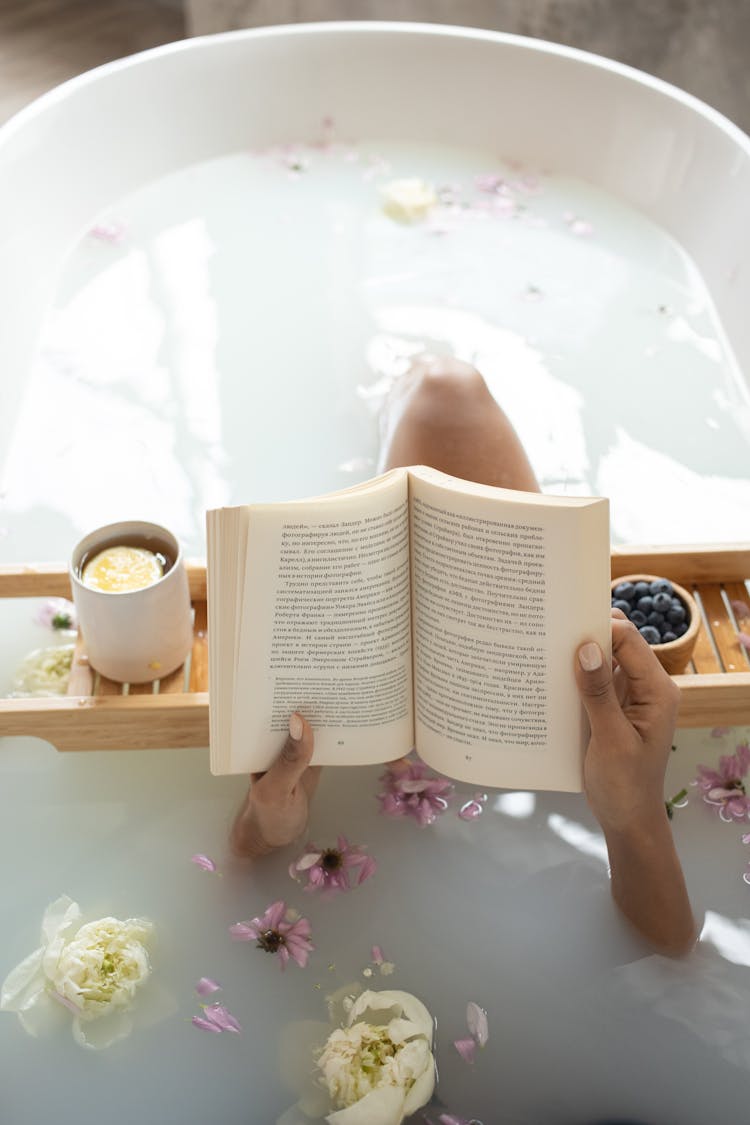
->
[466, 1001, 489, 1046]
[454, 1036, 477, 1064]
[195, 977, 221, 997]
[190, 854, 217, 872]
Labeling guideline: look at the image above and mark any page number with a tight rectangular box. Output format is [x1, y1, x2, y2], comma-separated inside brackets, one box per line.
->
[337, 740, 345, 746]
[465, 754, 472, 761]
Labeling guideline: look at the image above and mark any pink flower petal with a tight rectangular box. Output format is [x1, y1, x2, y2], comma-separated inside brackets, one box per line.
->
[295, 851, 323, 872]
[192, 1016, 223, 1033]
[742, 833, 750, 844]
[201, 1003, 242, 1033]
[190, 854, 217, 872]
[229, 922, 257, 941]
[195, 977, 221, 997]
[371, 945, 384, 965]
[454, 1037, 477, 1065]
[458, 799, 484, 821]
[356, 856, 377, 885]
[466, 1001, 489, 1047]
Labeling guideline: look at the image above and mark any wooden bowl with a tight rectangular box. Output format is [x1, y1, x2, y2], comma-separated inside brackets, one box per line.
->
[611, 573, 701, 674]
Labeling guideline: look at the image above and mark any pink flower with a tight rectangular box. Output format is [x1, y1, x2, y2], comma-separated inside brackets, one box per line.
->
[694, 744, 750, 821]
[377, 757, 453, 826]
[288, 835, 376, 895]
[230, 901, 313, 970]
[36, 598, 76, 631]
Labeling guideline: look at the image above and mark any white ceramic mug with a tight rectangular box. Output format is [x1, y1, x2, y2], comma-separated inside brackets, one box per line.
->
[69, 520, 193, 683]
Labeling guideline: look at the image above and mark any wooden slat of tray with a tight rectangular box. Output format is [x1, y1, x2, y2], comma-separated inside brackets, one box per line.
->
[611, 544, 750, 583]
[0, 560, 207, 601]
[689, 588, 723, 674]
[0, 693, 209, 751]
[699, 584, 747, 673]
[189, 602, 208, 693]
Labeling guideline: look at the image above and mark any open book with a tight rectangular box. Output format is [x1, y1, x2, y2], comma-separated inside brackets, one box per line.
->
[207, 466, 610, 792]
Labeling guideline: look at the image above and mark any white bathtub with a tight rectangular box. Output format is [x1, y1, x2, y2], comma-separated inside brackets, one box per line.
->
[1, 22, 750, 556]
[1, 25, 750, 1125]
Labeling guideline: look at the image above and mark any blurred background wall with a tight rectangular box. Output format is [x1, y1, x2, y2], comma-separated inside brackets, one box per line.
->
[1, 0, 748, 132]
[186, 0, 750, 132]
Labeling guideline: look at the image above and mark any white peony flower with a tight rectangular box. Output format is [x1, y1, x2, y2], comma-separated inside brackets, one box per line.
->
[316, 989, 435, 1125]
[381, 178, 438, 223]
[10, 644, 74, 696]
[1, 895, 152, 1050]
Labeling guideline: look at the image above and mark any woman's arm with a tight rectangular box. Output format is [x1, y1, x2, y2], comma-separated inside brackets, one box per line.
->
[576, 610, 698, 956]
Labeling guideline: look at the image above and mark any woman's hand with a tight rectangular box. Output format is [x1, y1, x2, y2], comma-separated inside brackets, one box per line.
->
[229, 713, 322, 859]
[575, 610, 697, 956]
[577, 608, 680, 835]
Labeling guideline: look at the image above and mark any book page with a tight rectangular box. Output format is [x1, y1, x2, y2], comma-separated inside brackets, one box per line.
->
[227, 471, 414, 773]
[408, 468, 610, 792]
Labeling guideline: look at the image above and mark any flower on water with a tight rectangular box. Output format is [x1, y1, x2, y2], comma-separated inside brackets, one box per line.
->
[289, 835, 376, 895]
[35, 598, 77, 632]
[10, 644, 74, 697]
[694, 744, 750, 821]
[192, 1002, 242, 1034]
[195, 977, 221, 997]
[230, 901, 313, 970]
[0, 895, 151, 1049]
[454, 1000, 489, 1065]
[381, 178, 438, 222]
[89, 220, 126, 244]
[190, 853, 217, 872]
[316, 989, 435, 1124]
[377, 758, 453, 827]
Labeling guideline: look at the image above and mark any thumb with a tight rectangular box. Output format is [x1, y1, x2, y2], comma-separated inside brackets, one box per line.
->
[266, 713, 315, 794]
[575, 642, 623, 734]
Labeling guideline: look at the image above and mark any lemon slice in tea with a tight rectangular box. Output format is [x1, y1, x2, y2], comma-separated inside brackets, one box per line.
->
[82, 545, 164, 593]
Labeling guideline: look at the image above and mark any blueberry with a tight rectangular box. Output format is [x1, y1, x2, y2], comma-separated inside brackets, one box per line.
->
[647, 612, 665, 629]
[661, 631, 678, 643]
[674, 621, 688, 637]
[649, 578, 674, 596]
[612, 599, 632, 616]
[613, 582, 636, 602]
[653, 592, 672, 613]
[636, 596, 654, 614]
[633, 582, 650, 599]
[670, 597, 683, 611]
[630, 610, 647, 627]
[639, 626, 662, 645]
[667, 605, 686, 625]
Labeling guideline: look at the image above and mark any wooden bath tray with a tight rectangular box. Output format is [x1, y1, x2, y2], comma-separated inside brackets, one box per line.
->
[0, 546, 749, 751]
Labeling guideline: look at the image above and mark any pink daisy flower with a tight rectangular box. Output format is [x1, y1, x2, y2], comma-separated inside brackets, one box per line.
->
[377, 757, 453, 826]
[288, 835, 376, 895]
[229, 901, 313, 969]
[694, 743, 750, 822]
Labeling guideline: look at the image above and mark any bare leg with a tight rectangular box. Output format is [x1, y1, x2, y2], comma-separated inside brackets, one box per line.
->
[378, 355, 540, 492]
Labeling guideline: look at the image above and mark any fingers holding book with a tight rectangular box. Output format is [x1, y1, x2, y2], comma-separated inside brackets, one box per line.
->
[229, 713, 322, 860]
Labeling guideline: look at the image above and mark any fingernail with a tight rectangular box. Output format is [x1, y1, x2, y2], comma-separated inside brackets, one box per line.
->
[288, 713, 303, 741]
[578, 643, 602, 672]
